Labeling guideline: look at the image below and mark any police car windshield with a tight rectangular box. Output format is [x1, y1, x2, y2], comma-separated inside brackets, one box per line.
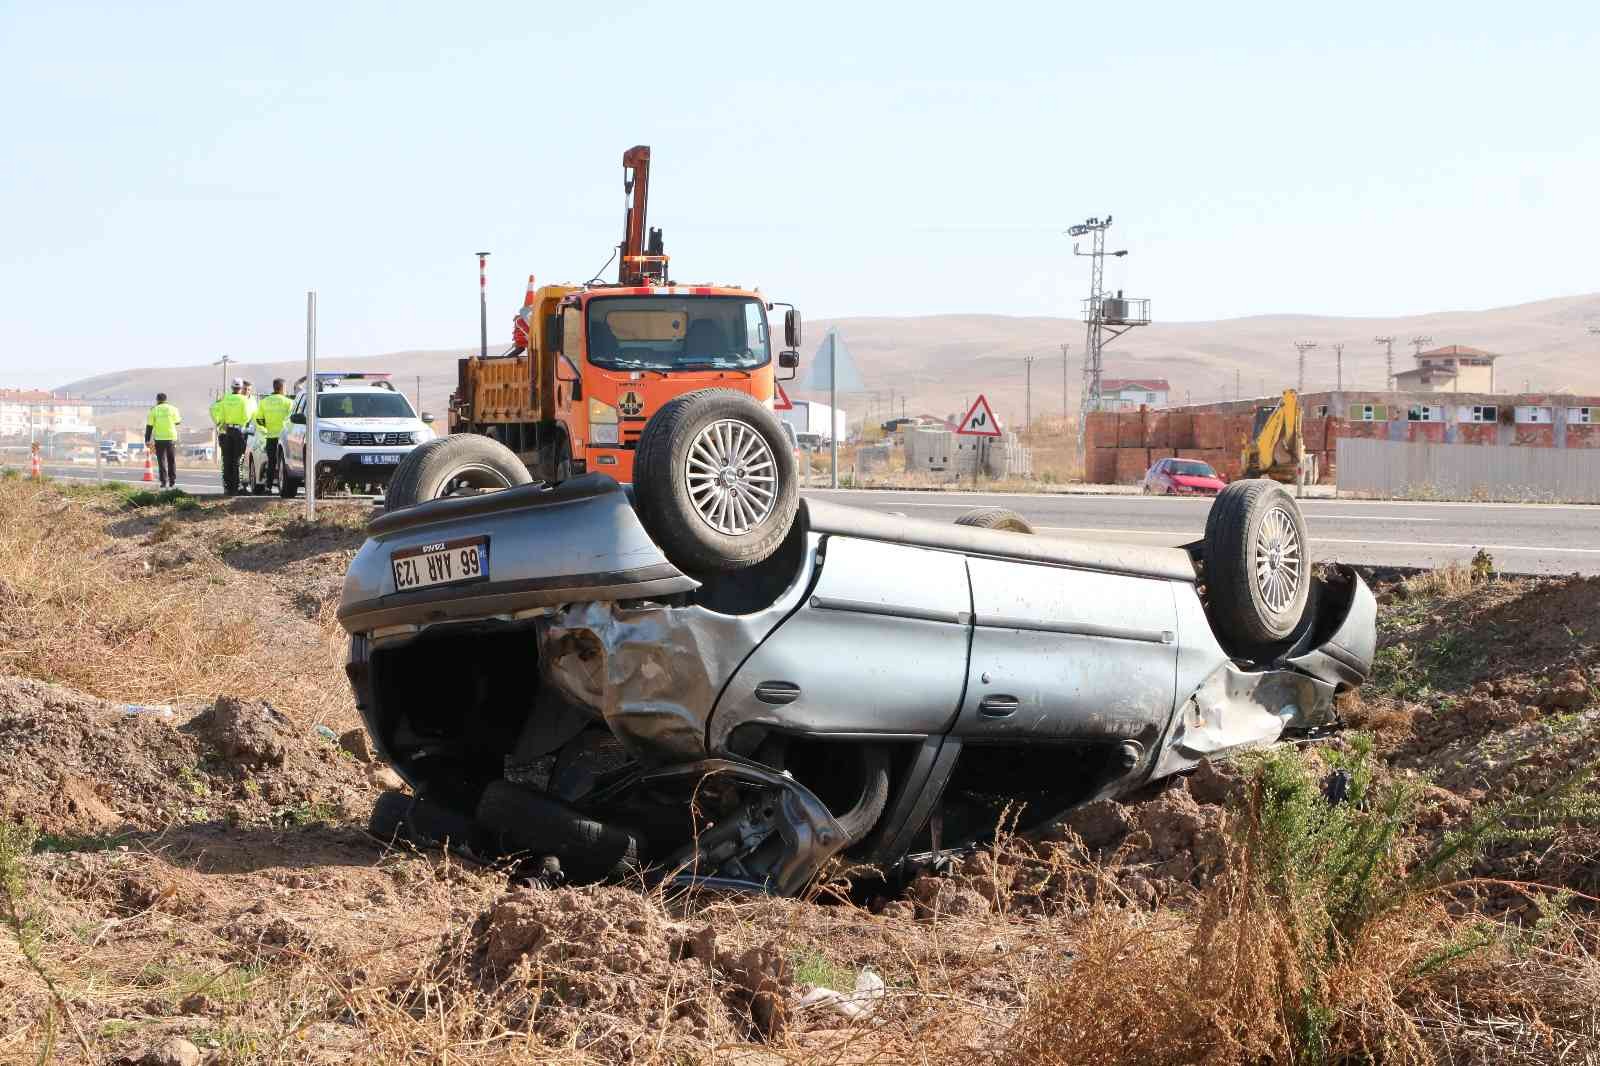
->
[316, 392, 414, 419]
[586, 296, 769, 371]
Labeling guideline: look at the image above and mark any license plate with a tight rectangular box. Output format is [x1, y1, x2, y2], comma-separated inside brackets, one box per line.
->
[361, 453, 402, 465]
[391, 536, 489, 593]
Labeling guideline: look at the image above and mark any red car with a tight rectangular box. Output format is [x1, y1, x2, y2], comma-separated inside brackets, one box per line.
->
[1142, 457, 1227, 496]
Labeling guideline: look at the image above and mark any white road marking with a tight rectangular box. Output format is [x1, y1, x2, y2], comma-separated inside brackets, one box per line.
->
[1037, 526, 1600, 555]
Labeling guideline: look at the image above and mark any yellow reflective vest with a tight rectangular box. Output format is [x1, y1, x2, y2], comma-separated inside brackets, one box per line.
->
[255, 393, 293, 438]
[215, 393, 252, 428]
[145, 402, 182, 441]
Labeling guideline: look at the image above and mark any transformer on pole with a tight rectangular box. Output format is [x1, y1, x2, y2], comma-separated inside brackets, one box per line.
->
[1374, 335, 1396, 391]
[1068, 215, 1149, 448]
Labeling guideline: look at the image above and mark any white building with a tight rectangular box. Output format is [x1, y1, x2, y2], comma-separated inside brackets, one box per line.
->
[1100, 378, 1171, 411]
[0, 389, 96, 438]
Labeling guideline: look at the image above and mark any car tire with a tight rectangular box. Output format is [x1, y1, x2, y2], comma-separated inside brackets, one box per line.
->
[278, 446, 301, 499]
[633, 389, 798, 573]
[954, 507, 1034, 534]
[385, 435, 533, 512]
[1204, 479, 1312, 646]
[475, 780, 642, 884]
[754, 738, 891, 846]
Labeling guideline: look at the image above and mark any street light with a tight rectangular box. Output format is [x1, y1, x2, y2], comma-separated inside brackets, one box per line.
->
[213, 354, 235, 396]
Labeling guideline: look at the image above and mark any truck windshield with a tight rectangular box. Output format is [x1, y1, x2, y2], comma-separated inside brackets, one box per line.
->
[316, 392, 414, 419]
[585, 296, 769, 371]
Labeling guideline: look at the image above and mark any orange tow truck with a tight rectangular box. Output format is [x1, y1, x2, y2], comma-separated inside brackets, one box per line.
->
[448, 146, 802, 484]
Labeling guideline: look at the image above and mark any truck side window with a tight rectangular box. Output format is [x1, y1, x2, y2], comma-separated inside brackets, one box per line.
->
[562, 306, 582, 358]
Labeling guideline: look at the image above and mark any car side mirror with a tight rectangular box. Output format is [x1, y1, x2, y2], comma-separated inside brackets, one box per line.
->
[290, 412, 306, 425]
[784, 308, 802, 349]
[421, 412, 435, 425]
[779, 350, 799, 369]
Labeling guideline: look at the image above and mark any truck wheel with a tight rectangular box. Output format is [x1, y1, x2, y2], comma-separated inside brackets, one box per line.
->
[385, 435, 532, 512]
[954, 507, 1034, 533]
[1203, 479, 1311, 646]
[633, 390, 798, 573]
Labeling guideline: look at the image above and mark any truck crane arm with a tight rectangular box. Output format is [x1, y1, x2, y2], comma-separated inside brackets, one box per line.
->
[619, 146, 667, 285]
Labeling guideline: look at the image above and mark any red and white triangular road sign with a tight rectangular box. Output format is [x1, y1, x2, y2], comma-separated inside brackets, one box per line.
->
[773, 383, 794, 411]
[955, 394, 1003, 437]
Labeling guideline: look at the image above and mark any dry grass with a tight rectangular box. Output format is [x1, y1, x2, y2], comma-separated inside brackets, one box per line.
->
[0, 479, 358, 729]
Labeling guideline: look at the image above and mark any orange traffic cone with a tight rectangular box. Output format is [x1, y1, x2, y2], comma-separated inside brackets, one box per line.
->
[142, 452, 155, 482]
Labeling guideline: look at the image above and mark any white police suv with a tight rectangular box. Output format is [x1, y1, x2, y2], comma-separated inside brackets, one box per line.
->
[276, 372, 436, 498]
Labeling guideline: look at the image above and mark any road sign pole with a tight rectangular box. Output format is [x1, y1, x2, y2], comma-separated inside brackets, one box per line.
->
[829, 331, 838, 490]
[306, 291, 317, 520]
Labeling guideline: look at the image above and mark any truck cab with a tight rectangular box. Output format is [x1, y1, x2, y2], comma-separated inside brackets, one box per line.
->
[445, 146, 801, 486]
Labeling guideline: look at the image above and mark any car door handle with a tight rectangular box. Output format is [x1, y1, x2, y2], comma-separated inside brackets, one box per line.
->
[754, 681, 801, 706]
[978, 695, 1020, 719]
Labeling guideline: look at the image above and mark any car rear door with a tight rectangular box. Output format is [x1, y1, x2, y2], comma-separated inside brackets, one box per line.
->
[955, 557, 1179, 748]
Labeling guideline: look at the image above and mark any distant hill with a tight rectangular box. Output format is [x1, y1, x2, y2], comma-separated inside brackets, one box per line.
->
[60, 292, 1600, 432]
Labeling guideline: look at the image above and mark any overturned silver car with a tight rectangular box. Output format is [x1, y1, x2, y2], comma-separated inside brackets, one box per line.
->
[339, 448, 1373, 894]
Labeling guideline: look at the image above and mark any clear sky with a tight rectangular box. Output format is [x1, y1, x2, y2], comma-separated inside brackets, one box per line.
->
[2, 0, 1597, 387]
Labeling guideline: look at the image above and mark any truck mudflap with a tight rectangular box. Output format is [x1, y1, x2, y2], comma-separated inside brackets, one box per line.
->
[585, 757, 851, 896]
[337, 474, 698, 635]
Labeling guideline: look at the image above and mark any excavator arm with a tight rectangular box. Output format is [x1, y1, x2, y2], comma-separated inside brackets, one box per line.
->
[1242, 389, 1306, 482]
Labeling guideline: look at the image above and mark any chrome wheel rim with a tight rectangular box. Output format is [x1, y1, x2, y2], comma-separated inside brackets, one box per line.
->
[438, 463, 514, 498]
[685, 419, 777, 535]
[1254, 505, 1302, 613]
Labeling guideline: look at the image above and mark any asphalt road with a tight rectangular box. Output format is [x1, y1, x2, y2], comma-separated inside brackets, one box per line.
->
[30, 462, 1600, 575]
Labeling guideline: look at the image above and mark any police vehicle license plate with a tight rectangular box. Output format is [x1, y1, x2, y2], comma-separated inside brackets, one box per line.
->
[361, 454, 402, 465]
[391, 537, 488, 592]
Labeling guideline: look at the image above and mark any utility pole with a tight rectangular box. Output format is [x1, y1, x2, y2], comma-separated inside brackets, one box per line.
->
[1068, 215, 1148, 449]
[476, 252, 492, 360]
[1059, 343, 1071, 430]
[1333, 343, 1344, 392]
[1294, 341, 1319, 394]
[214, 354, 235, 395]
[1410, 335, 1433, 361]
[1374, 336, 1396, 390]
[1023, 354, 1035, 435]
[1234, 369, 1240, 401]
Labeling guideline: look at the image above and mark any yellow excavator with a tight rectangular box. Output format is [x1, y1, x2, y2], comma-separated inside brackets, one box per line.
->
[1241, 388, 1310, 484]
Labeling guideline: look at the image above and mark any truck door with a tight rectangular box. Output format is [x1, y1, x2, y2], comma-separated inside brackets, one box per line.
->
[955, 557, 1179, 750]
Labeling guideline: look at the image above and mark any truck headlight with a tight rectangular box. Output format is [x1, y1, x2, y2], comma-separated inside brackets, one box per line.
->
[319, 430, 345, 445]
[589, 398, 619, 445]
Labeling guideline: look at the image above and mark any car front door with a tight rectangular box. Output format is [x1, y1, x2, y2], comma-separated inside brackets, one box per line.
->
[955, 556, 1179, 754]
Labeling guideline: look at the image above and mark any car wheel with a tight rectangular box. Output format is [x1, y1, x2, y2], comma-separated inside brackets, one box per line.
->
[1203, 479, 1312, 645]
[385, 435, 533, 512]
[954, 507, 1034, 534]
[754, 738, 890, 846]
[633, 389, 798, 573]
[278, 447, 301, 498]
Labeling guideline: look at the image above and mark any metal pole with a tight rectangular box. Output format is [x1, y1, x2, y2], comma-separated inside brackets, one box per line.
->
[1024, 355, 1034, 436]
[829, 331, 838, 489]
[415, 375, 422, 412]
[477, 252, 491, 360]
[1060, 343, 1070, 429]
[306, 291, 317, 520]
[1334, 343, 1344, 392]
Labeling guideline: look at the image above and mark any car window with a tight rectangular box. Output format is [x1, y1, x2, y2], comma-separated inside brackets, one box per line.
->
[316, 392, 415, 419]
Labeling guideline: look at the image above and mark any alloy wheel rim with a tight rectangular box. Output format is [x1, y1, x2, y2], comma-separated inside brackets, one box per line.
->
[1253, 505, 1302, 613]
[685, 419, 778, 535]
[439, 463, 513, 498]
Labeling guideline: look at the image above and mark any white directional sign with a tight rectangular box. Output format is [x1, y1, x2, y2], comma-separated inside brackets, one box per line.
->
[955, 394, 1003, 437]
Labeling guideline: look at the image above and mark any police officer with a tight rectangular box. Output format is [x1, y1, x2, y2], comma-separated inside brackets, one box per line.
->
[143, 392, 182, 488]
[254, 378, 293, 493]
[211, 379, 252, 494]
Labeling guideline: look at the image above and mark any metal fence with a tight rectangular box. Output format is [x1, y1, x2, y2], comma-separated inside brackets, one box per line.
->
[1337, 437, 1600, 503]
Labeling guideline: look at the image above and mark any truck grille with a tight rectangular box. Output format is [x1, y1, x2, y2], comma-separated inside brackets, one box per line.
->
[343, 432, 412, 446]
